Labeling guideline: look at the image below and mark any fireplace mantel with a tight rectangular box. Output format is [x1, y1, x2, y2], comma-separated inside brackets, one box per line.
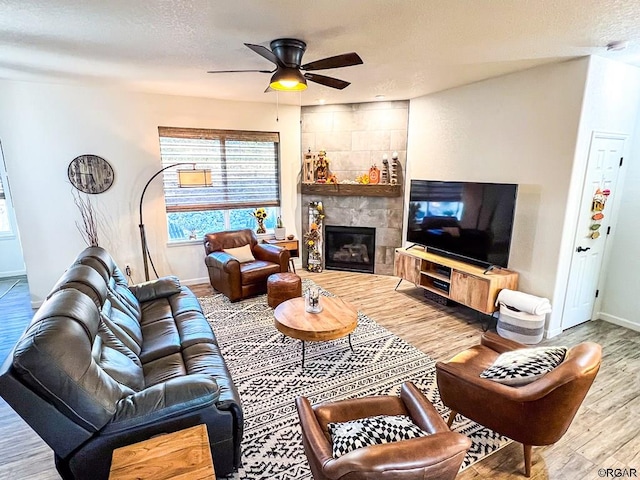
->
[300, 183, 402, 197]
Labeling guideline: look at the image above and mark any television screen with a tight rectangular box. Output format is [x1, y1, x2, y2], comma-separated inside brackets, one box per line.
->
[407, 180, 518, 268]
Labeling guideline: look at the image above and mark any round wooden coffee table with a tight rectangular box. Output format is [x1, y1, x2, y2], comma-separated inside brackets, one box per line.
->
[273, 296, 358, 367]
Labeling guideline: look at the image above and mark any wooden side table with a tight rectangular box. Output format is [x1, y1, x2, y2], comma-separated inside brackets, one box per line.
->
[264, 238, 299, 273]
[109, 424, 215, 480]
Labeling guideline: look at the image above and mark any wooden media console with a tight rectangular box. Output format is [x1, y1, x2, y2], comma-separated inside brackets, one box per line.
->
[394, 247, 518, 315]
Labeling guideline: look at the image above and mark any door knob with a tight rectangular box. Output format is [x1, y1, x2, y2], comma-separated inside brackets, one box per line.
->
[576, 246, 591, 253]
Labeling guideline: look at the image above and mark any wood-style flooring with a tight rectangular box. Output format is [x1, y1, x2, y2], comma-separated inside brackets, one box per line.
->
[1, 271, 638, 479]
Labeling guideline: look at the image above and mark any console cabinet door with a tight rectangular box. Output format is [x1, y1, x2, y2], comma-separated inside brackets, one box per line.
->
[394, 252, 421, 285]
[450, 271, 491, 312]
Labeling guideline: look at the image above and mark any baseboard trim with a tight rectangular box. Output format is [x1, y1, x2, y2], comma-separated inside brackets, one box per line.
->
[599, 313, 640, 333]
[0, 269, 27, 278]
[546, 327, 563, 339]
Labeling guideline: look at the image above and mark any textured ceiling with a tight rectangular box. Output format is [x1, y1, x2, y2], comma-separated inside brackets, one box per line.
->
[2, 0, 640, 106]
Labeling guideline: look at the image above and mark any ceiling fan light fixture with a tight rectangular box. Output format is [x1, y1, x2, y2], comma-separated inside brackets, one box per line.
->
[270, 67, 307, 91]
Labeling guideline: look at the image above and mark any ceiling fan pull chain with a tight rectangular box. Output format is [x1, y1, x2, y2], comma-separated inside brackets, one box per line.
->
[276, 91, 279, 122]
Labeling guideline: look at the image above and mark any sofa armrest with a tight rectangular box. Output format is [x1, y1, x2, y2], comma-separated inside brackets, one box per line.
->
[129, 276, 181, 302]
[400, 382, 450, 434]
[324, 432, 471, 479]
[205, 251, 241, 273]
[296, 396, 334, 468]
[253, 243, 289, 267]
[106, 375, 220, 433]
[480, 331, 525, 353]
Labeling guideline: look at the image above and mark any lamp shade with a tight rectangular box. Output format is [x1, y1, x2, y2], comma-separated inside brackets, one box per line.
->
[177, 169, 212, 187]
[270, 67, 308, 91]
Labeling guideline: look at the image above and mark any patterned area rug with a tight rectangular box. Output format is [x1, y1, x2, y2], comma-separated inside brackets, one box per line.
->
[199, 280, 511, 479]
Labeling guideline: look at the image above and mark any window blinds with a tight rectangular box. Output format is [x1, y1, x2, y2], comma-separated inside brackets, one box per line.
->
[158, 127, 280, 212]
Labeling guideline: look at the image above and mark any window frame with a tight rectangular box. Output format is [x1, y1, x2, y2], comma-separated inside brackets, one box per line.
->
[158, 126, 282, 242]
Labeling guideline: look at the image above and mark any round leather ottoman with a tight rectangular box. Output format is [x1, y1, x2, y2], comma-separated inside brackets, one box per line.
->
[267, 273, 302, 308]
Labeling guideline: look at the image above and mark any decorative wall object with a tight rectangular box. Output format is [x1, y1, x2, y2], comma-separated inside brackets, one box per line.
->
[381, 156, 389, 184]
[305, 201, 324, 272]
[390, 151, 399, 185]
[303, 148, 315, 184]
[588, 188, 611, 239]
[369, 164, 380, 184]
[68, 154, 114, 194]
[315, 150, 330, 183]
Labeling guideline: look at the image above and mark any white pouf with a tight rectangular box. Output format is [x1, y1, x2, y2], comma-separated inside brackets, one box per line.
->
[497, 304, 545, 345]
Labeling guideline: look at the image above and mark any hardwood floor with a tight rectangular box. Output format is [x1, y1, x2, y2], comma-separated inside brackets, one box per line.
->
[1, 271, 638, 479]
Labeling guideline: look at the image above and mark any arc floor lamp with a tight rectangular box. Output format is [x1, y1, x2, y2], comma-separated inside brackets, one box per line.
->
[139, 163, 211, 281]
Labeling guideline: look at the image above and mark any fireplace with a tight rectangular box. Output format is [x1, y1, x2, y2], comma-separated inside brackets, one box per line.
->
[325, 226, 376, 274]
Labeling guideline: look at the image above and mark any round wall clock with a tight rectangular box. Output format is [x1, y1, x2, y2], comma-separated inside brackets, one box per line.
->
[67, 154, 115, 194]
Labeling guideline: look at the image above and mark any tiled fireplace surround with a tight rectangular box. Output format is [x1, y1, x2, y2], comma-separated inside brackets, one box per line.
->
[300, 101, 409, 276]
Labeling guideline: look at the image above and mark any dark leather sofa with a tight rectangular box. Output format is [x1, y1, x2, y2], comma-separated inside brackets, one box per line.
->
[204, 228, 289, 302]
[0, 247, 243, 479]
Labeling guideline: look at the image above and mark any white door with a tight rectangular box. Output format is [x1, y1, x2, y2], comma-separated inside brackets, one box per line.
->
[562, 134, 626, 330]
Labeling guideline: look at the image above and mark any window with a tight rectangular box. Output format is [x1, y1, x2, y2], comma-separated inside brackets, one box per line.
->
[158, 127, 280, 241]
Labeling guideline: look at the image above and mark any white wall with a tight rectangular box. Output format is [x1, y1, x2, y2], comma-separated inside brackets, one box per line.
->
[407, 58, 590, 335]
[554, 56, 640, 335]
[0, 80, 301, 304]
[600, 136, 640, 330]
[597, 59, 640, 332]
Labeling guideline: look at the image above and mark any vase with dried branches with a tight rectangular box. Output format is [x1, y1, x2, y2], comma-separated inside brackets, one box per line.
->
[72, 190, 100, 247]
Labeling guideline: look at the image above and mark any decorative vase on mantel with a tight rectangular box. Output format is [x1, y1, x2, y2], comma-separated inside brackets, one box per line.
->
[256, 219, 266, 234]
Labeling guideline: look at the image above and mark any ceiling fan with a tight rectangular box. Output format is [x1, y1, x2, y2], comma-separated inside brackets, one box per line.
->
[207, 38, 363, 91]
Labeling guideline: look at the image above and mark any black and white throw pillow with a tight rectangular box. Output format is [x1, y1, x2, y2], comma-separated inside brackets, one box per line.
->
[480, 346, 567, 386]
[328, 414, 429, 458]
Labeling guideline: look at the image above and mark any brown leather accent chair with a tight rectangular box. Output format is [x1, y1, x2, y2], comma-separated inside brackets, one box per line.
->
[204, 229, 290, 302]
[295, 382, 471, 480]
[436, 332, 602, 477]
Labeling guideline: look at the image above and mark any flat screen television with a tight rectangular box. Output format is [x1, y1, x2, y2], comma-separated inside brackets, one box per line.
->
[407, 180, 518, 268]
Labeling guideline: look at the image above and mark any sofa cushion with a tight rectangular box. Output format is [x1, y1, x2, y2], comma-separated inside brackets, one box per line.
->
[48, 264, 108, 309]
[13, 290, 133, 431]
[328, 414, 429, 458]
[140, 317, 181, 364]
[102, 301, 143, 355]
[183, 343, 240, 404]
[97, 318, 141, 365]
[240, 261, 282, 285]
[480, 346, 567, 386]
[143, 352, 187, 387]
[130, 276, 182, 303]
[95, 335, 144, 392]
[223, 244, 255, 263]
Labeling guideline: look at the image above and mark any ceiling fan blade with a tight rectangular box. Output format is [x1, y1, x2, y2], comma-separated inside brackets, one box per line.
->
[244, 43, 282, 66]
[301, 52, 363, 71]
[304, 73, 350, 90]
[264, 85, 273, 93]
[207, 69, 273, 74]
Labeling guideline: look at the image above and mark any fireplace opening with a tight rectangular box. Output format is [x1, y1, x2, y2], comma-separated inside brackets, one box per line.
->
[325, 226, 376, 274]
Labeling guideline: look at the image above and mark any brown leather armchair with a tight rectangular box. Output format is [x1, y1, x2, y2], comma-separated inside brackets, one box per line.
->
[296, 382, 471, 480]
[204, 229, 289, 302]
[436, 332, 602, 477]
